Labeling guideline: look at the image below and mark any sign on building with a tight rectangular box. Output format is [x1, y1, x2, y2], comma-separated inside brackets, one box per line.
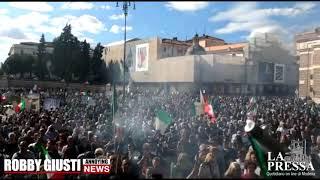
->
[136, 43, 149, 72]
[274, 64, 285, 83]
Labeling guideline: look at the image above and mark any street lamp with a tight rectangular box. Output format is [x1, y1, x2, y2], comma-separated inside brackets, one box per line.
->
[116, 1, 135, 102]
[306, 42, 313, 98]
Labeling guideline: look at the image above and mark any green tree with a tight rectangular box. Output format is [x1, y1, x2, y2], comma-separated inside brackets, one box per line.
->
[76, 40, 90, 81]
[37, 34, 46, 80]
[3, 54, 24, 78]
[23, 55, 35, 78]
[90, 43, 108, 83]
[52, 24, 80, 82]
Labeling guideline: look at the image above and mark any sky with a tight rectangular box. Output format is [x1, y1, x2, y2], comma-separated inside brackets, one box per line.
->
[0, 1, 319, 63]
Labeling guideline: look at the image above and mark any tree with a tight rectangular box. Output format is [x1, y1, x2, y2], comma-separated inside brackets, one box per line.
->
[90, 43, 109, 83]
[52, 24, 81, 82]
[37, 34, 46, 80]
[3, 54, 23, 78]
[75, 40, 90, 81]
[23, 55, 35, 78]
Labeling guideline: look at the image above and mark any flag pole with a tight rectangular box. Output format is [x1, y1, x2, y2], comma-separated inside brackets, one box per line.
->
[111, 61, 120, 174]
[111, 61, 116, 151]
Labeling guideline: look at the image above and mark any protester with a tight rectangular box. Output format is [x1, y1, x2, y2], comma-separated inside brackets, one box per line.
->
[224, 162, 242, 178]
[1, 87, 320, 179]
[241, 161, 260, 179]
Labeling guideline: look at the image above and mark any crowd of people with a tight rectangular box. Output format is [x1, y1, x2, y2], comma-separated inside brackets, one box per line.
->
[0, 86, 320, 179]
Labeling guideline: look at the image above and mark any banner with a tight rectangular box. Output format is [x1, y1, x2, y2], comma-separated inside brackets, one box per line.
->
[135, 43, 149, 72]
[26, 94, 40, 112]
[43, 98, 61, 111]
[274, 64, 285, 83]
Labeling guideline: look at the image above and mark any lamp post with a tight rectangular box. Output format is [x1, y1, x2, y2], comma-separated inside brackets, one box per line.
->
[304, 42, 313, 98]
[116, 1, 135, 102]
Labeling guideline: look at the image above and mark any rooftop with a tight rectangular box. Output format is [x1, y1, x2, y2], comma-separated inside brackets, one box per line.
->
[295, 27, 320, 43]
[161, 38, 191, 46]
[185, 34, 225, 43]
[105, 38, 141, 47]
[18, 42, 54, 48]
[205, 43, 247, 52]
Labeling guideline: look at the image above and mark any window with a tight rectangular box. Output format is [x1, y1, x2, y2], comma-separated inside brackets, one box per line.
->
[20, 50, 24, 55]
[310, 75, 313, 79]
[163, 47, 166, 52]
[265, 63, 271, 73]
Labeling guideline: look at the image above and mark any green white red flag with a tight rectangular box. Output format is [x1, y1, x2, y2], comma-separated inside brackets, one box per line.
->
[15, 99, 26, 113]
[154, 109, 172, 134]
[200, 89, 217, 123]
[200, 90, 205, 104]
[247, 97, 258, 120]
[35, 143, 63, 179]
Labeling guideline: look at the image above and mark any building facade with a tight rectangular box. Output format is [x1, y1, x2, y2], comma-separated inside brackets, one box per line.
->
[8, 42, 54, 57]
[103, 33, 298, 95]
[8, 42, 94, 58]
[296, 27, 320, 100]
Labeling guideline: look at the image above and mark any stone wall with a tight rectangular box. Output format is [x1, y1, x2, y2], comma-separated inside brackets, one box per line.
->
[196, 54, 246, 83]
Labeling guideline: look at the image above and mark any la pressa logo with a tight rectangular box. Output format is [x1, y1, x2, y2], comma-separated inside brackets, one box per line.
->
[266, 140, 315, 177]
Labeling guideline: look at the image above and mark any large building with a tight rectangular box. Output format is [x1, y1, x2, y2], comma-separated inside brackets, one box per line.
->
[296, 27, 320, 100]
[8, 42, 54, 57]
[103, 33, 298, 95]
[8, 42, 94, 57]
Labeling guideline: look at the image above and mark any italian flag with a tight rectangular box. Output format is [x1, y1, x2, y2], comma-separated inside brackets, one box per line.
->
[200, 90, 217, 123]
[247, 97, 257, 110]
[36, 143, 63, 180]
[247, 97, 258, 120]
[249, 136, 270, 179]
[154, 109, 172, 134]
[204, 101, 217, 124]
[200, 90, 205, 104]
[15, 99, 26, 113]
